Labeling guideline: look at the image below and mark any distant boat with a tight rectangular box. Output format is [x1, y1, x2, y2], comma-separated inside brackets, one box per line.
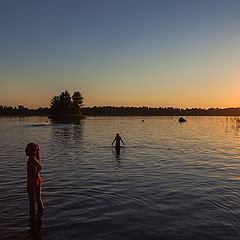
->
[178, 117, 187, 122]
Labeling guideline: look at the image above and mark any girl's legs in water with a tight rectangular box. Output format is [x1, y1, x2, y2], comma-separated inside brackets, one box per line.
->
[35, 184, 44, 215]
[116, 146, 120, 155]
[27, 185, 35, 218]
[116, 142, 120, 155]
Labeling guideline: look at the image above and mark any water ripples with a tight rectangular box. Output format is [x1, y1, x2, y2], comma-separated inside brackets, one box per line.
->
[1, 116, 240, 239]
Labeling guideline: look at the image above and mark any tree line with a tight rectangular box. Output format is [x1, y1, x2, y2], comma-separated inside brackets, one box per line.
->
[84, 106, 240, 116]
[0, 105, 49, 116]
[1, 105, 240, 116]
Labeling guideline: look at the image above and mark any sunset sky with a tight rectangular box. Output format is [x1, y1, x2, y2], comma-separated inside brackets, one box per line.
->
[0, 0, 240, 108]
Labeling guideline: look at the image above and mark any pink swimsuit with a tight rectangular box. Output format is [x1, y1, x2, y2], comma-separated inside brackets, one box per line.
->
[27, 158, 42, 187]
[27, 174, 42, 187]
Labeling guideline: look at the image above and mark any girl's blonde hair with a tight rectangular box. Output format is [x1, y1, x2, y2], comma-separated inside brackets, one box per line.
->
[25, 143, 40, 161]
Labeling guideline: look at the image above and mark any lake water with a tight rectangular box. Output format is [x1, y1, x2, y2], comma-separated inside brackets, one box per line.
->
[0, 116, 240, 240]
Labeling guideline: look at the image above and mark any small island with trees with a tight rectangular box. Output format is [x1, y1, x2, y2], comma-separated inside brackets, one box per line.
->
[49, 90, 85, 123]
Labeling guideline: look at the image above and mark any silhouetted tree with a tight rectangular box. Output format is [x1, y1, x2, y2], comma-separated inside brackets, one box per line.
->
[60, 90, 72, 115]
[71, 91, 84, 114]
[50, 96, 61, 116]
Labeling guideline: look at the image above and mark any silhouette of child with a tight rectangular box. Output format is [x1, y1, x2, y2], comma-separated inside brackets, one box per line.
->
[112, 133, 125, 155]
[25, 143, 44, 218]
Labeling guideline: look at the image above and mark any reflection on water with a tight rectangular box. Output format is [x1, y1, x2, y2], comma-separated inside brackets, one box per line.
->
[0, 116, 240, 239]
[50, 122, 84, 145]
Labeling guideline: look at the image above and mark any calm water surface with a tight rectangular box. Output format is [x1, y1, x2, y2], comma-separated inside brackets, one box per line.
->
[0, 116, 240, 239]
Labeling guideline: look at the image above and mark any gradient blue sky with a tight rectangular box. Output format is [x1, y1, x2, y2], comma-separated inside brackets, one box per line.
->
[0, 0, 240, 108]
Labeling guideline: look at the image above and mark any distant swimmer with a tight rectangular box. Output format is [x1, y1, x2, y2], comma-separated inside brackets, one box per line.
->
[112, 133, 125, 155]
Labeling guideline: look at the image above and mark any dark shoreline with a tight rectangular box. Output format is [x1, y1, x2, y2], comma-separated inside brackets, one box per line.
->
[1, 105, 240, 117]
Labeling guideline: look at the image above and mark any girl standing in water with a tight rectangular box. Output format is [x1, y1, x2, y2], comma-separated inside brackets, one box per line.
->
[25, 143, 44, 218]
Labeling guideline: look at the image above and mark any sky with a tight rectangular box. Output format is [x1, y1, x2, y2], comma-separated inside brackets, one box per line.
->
[0, 0, 240, 108]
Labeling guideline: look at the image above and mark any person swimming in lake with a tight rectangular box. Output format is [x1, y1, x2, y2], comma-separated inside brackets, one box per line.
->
[112, 133, 125, 155]
[25, 143, 44, 218]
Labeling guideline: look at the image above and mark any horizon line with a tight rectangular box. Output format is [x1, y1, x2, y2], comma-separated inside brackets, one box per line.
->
[1, 104, 240, 110]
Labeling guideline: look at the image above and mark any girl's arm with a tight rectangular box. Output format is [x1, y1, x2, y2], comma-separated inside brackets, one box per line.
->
[34, 158, 42, 174]
[120, 138, 125, 145]
[28, 158, 41, 177]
